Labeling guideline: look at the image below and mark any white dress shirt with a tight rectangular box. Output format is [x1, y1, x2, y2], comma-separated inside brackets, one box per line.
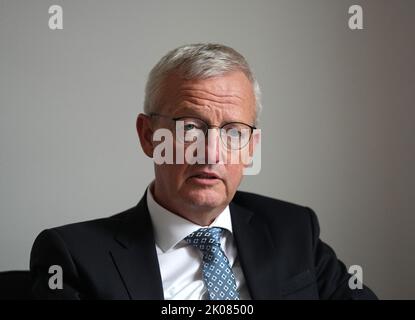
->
[146, 184, 251, 300]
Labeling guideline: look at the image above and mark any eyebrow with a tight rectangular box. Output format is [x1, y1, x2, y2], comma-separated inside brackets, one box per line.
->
[171, 105, 254, 126]
[171, 105, 204, 116]
[171, 106, 212, 122]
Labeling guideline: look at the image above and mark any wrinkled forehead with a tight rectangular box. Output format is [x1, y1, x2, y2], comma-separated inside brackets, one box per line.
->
[157, 71, 256, 119]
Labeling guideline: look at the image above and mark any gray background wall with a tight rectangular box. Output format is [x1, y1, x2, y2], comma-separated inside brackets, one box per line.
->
[1, 0, 414, 299]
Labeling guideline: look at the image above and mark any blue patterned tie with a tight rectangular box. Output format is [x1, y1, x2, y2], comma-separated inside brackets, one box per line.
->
[185, 227, 240, 300]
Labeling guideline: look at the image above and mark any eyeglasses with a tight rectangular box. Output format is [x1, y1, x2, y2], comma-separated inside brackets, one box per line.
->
[148, 112, 256, 150]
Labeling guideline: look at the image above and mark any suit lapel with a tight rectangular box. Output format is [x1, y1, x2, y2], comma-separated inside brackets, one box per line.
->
[110, 192, 164, 299]
[108, 191, 283, 300]
[230, 201, 282, 299]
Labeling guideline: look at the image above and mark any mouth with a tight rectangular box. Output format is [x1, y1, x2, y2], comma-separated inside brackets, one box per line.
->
[188, 172, 222, 185]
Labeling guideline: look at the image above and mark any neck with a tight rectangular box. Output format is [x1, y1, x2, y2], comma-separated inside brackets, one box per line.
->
[151, 185, 225, 226]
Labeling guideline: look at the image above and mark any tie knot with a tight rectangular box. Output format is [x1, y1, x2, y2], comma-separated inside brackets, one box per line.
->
[185, 227, 222, 252]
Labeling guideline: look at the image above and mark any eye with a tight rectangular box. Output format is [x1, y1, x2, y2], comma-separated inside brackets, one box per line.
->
[183, 123, 197, 131]
[226, 128, 242, 138]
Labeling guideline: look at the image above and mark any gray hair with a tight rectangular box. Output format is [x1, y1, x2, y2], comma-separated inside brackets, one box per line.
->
[143, 43, 262, 125]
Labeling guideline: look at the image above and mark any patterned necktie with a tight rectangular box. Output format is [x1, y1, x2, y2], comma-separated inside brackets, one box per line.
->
[185, 227, 240, 300]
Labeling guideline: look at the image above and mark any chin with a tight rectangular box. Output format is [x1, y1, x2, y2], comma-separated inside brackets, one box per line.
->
[183, 188, 226, 209]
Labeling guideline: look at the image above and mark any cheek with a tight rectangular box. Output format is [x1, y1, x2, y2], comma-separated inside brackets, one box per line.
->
[168, 164, 191, 184]
[156, 164, 186, 184]
[224, 165, 244, 187]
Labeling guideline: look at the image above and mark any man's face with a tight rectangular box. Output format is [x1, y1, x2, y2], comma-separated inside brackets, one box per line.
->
[139, 71, 256, 220]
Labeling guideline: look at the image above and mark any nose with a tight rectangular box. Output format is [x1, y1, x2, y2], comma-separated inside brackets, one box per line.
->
[205, 128, 221, 164]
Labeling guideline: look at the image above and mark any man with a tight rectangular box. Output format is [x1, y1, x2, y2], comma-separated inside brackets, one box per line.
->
[30, 43, 377, 299]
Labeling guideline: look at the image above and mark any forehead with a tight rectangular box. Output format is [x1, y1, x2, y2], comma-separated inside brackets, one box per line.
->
[158, 71, 256, 120]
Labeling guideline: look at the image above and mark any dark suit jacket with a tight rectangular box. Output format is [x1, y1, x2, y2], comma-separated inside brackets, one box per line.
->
[30, 190, 377, 299]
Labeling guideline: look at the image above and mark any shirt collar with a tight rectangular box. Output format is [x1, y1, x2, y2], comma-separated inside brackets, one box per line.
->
[146, 182, 233, 253]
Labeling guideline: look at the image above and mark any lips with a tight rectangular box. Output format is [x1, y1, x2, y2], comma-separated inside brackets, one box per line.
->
[187, 171, 222, 186]
[190, 171, 220, 180]
[190, 172, 220, 180]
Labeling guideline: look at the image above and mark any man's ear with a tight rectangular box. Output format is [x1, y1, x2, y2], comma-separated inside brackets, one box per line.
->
[136, 113, 154, 158]
[241, 129, 261, 169]
[249, 129, 261, 157]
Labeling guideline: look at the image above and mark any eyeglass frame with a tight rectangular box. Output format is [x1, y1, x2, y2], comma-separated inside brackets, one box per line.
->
[147, 112, 257, 150]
